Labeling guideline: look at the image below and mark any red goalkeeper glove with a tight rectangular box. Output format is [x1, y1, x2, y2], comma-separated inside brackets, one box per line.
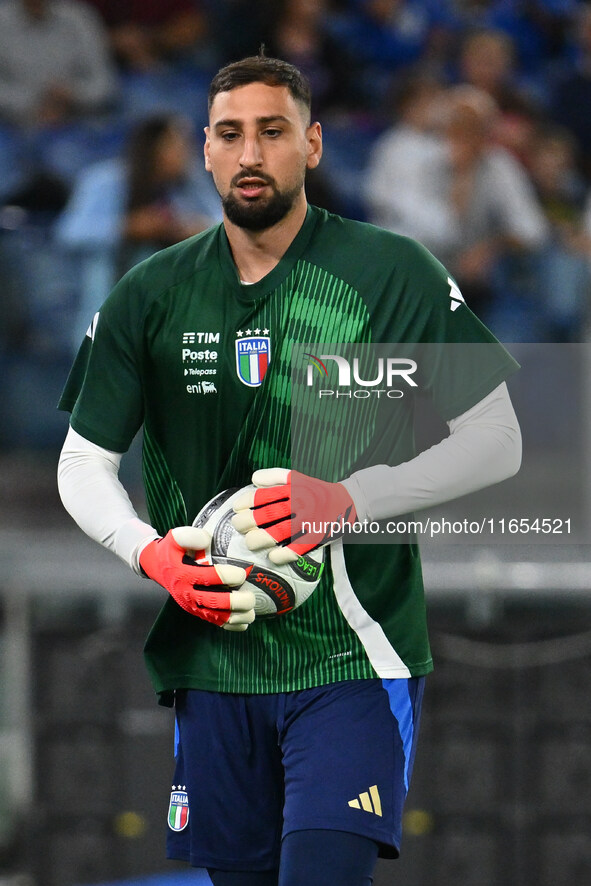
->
[231, 468, 357, 565]
[139, 527, 255, 630]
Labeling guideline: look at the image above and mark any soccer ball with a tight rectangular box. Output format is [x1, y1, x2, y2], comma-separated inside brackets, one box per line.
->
[192, 486, 325, 617]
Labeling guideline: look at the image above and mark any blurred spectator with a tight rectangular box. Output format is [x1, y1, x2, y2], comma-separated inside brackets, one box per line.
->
[81, 0, 209, 73]
[433, 0, 578, 85]
[365, 72, 448, 245]
[459, 27, 520, 105]
[334, 0, 433, 67]
[330, 0, 435, 108]
[366, 84, 548, 321]
[550, 3, 591, 182]
[529, 123, 587, 217]
[0, 0, 117, 128]
[439, 85, 548, 317]
[266, 0, 365, 118]
[55, 113, 221, 347]
[457, 28, 542, 166]
[528, 123, 590, 339]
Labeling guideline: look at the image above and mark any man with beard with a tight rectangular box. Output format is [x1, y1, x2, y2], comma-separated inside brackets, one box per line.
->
[57, 54, 521, 885]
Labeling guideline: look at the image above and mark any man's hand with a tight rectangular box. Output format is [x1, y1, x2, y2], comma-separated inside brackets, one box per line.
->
[231, 469, 357, 565]
[139, 527, 255, 631]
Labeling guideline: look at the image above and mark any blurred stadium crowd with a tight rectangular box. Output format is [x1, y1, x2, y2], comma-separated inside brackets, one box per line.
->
[2, 0, 591, 452]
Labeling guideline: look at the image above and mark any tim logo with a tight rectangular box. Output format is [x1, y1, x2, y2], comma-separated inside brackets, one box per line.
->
[236, 336, 271, 387]
[182, 331, 220, 344]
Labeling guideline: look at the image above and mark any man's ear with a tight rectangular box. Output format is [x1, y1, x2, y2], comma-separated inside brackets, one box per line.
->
[306, 121, 323, 170]
[204, 126, 212, 171]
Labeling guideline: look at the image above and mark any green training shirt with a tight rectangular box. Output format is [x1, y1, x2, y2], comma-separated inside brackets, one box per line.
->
[60, 206, 518, 698]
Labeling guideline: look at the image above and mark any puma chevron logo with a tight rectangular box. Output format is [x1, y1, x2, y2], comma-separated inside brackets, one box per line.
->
[348, 784, 382, 817]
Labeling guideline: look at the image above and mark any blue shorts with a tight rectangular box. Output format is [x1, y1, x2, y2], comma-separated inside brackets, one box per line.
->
[166, 677, 424, 872]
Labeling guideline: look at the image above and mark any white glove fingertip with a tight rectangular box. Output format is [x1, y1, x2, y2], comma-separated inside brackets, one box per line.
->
[244, 528, 277, 552]
[229, 589, 256, 611]
[232, 489, 256, 511]
[231, 511, 257, 533]
[268, 546, 300, 565]
[222, 622, 249, 632]
[171, 526, 211, 553]
[252, 467, 290, 487]
[215, 564, 247, 587]
[227, 608, 255, 625]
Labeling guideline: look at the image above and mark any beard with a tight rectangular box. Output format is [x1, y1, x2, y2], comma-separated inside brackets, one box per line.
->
[220, 170, 305, 231]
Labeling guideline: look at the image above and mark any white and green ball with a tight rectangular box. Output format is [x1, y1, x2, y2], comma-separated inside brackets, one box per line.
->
[193, 486, 325, 617]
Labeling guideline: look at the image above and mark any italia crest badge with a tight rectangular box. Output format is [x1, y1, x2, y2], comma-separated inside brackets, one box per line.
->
[168, 786, 189, 831]
[235, 330, 271, 387]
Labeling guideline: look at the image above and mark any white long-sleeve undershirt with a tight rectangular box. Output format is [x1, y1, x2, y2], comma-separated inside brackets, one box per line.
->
[342, 382, 521, 521]
[57, 430, 158, 574]
[57, 382, 521, 571]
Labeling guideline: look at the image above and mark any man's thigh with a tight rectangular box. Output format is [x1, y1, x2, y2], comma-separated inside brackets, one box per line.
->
[280, 678, 424, 857]
[166, 689, 285, 871]
[166, 678, 424, 869]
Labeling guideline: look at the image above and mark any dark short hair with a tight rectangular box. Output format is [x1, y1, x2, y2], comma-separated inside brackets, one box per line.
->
[208, 54, 312, 121]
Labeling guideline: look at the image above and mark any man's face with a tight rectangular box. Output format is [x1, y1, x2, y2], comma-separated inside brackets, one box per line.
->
[204, 82, 321, 231]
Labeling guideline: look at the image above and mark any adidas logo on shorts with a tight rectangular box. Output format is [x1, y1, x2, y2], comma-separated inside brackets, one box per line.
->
[348, 784, 382, 816]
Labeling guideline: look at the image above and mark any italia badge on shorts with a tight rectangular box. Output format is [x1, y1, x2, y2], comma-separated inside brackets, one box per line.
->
[168, 786, 189, 831]
[235, 330, 271, 387]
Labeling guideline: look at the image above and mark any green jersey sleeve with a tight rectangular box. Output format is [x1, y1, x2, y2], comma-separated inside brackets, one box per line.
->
[364, 234, 520, 421]
[58, 274, 145, 452]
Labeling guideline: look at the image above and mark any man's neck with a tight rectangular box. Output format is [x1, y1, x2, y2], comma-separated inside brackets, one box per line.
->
[224, 196, 308, 284]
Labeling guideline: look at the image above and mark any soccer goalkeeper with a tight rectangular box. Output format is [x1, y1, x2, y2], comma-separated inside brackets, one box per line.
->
[58, 53, 521, 886]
